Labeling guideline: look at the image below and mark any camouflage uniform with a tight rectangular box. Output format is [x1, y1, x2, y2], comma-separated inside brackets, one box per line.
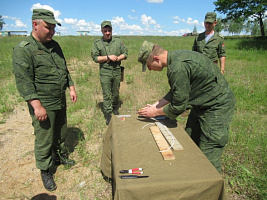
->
[162, 50, 235, 172]
[192, 31, 226, 63]
[13, 34, 74, 170]
[91, 36, 128, 115]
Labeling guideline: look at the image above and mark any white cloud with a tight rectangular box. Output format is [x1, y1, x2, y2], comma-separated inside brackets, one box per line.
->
[146, 0, 164, 3]
[111, 16, 125, 27]
[128, 15, 138, 20]
[31, 3, 61, 22]
[10, 20, 27, 28]
[132, 9, 136, 13]
[64, 18, 78, 25]
[2, 16, 20, 20]
[172, 16, 185, 24]
[141, 15, 156, 26]
[186, 17, 202, 26]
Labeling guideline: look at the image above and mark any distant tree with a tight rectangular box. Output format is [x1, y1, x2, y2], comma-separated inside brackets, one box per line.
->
[214, 17, 224, 33]
[250, 19, 267, 36]
[226, 18, 245, 35]
[0, 15, 5, 30]
[214, 0, 267, 37]
[193, 25, 197, 33]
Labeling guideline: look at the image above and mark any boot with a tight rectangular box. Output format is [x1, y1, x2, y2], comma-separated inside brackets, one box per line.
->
[41, 169, 57, 191]
[54, 154, 75, 166]
[113, 108, 119, 115]
[105, 113, 112, 125]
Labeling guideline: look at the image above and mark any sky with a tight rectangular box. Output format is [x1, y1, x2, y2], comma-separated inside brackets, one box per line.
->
[0, 0, 225, 36]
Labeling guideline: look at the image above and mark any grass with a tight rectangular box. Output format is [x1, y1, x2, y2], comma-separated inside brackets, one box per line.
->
[0, 35, 266, 199]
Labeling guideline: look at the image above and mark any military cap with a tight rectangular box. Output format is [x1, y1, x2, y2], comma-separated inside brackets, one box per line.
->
[205, 12, 217, 23]
[138, 41, 155, 72]
[32, 9, 61, 26]
[101, 21, 112, 28]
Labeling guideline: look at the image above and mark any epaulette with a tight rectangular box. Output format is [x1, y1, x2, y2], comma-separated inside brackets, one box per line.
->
[19, 41, 30, 47]
[94, 38, 101, 43]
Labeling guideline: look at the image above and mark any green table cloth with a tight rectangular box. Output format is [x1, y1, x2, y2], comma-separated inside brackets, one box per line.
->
[101, 115, 227, 200]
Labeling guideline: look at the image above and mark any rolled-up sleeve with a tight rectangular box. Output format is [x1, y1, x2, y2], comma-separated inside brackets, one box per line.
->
[120, 40, 128, 59]
[218, 37, 226, 58]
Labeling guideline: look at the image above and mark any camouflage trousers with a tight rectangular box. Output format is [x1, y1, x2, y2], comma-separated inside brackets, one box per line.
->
[28, 103, 68, 170]
[185, 91, 235, 173]
[100, 67, 121, 115]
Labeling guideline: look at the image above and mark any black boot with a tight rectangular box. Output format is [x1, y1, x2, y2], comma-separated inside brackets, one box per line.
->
[105, 113, 112, 125]
[113, 108, 119, 115]
[41, 169, 57, 191]
[54, 154, 75, 166]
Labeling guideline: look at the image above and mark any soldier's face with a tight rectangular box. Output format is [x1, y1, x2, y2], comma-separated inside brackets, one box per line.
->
[147, 56, 164, 71]
[204, 21, 216, 32]
[33, 20, 55, 43]
[101, 26, 112, 40]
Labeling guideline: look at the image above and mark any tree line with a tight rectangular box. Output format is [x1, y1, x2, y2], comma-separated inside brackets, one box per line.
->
[214, 0, 267, 37]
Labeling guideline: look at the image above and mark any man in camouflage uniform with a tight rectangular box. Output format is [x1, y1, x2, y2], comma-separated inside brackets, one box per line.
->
[13, 9, 77, 191]
[91, 21, 128, 125]
[192, 12, 226, 74]
[137, 41, 235, 173]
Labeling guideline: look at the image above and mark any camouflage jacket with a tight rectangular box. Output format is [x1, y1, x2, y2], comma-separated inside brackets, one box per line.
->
[91, 36, 128, 70]
[192, 31, 226, 62]
[163, 50, 234, 120]
[12, 34, 74, 110]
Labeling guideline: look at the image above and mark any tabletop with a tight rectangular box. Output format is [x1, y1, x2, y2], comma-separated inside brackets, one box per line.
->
[100, 115, 227, 200]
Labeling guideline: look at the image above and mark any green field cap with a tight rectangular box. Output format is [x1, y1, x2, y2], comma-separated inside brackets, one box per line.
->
[32, 9, 61, 26]
[138, 41, 154, 72]
[101, 21, 112, 28]
[205, 12, 216, 23]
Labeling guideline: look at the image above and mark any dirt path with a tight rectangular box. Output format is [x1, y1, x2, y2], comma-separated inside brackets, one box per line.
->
[0, 103, 43, 199]
[0, 103, 111, 200]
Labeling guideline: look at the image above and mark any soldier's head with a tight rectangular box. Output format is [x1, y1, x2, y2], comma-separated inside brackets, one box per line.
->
[31, 9, 61, 43]
[101, 21, 112, 41]
[138, 41, 166, 72]
[204, 12, 217, 31]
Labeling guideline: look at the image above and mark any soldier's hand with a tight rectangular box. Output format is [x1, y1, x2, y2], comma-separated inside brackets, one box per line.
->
[34, 106, 47, 121]
[28, 99, 47, 121]
[138, 104, 157, 118]
[69, 86, 77, 103]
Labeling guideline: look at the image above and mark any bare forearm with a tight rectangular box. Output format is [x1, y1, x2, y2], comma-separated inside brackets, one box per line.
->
[219, 56, 226, 74]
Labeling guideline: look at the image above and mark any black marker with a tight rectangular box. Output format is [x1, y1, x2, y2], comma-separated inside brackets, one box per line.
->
[119, 175, 149, 179]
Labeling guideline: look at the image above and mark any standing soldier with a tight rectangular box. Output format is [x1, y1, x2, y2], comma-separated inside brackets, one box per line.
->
[91, 20, 128, 125]
[13, 9, 77, 191]
[192, 12, 226, 74]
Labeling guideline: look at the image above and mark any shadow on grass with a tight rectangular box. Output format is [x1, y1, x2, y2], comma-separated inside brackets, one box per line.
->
[31, 193, 57, 200]
[65, 127, 85, 153]
[226, 36, 267, 50]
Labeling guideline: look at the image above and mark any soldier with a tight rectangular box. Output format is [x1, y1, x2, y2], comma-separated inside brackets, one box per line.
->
[192, 12, 226, 74]
[13, 9, 77, 191]
[91, 21, 128, 125]
[137, 41, 235, 173]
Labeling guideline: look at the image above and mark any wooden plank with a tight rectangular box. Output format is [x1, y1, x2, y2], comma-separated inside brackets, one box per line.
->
[149, 126, 175, 160]
[155, 122, 184, 151]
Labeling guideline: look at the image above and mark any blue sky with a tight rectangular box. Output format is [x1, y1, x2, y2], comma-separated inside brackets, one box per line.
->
[0, 0, 224, 36]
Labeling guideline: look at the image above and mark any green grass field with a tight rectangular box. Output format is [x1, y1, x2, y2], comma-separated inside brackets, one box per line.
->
[0, 35, 266, 199]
